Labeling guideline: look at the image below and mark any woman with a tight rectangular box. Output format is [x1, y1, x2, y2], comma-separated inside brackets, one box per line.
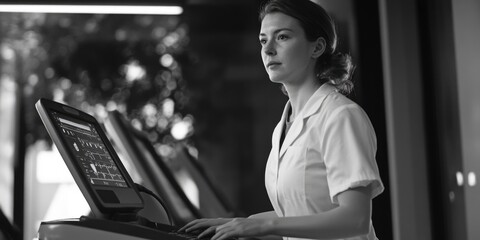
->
[179, 0, 384, 239]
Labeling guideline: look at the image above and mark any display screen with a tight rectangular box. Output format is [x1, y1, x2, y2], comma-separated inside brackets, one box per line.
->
[52, 111, 128, 188]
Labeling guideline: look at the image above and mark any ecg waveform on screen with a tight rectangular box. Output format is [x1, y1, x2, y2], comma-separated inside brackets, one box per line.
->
[77, 135, 127, 187]
[55, 114, 128, 188]
[89, 162, 124, 182]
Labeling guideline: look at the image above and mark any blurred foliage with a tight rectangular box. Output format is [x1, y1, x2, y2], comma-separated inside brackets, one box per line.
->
[0, 13, 195, 158]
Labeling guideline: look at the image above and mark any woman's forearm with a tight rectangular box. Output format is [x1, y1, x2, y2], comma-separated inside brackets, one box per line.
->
[266, 188, 372, 239]
[268, 205, 370, 239]
[248, 211, 283, 240]
[216, 188, 371, 240]
[248, 211, 278, 219]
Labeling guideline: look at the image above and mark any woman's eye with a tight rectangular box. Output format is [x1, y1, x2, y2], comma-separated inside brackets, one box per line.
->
[259, 39, 267, 45]
[278, 34, 289, 40]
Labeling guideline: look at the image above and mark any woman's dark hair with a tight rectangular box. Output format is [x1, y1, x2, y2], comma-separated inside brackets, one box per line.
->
[259, 0, 355, 95]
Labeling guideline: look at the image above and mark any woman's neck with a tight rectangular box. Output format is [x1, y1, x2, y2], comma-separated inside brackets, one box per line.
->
[284, 78, 322, 121]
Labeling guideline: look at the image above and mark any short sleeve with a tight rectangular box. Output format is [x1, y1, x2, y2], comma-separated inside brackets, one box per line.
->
[321, 104, 384, 204]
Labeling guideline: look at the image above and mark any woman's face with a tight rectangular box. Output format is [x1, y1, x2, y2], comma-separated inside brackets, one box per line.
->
[259, 12, 318, 85]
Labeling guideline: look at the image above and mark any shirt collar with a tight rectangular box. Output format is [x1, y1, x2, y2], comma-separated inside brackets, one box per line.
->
[281, 83, 337, 121]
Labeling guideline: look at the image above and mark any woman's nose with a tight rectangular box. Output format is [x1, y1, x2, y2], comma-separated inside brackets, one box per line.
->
[263, 42, 276, 56]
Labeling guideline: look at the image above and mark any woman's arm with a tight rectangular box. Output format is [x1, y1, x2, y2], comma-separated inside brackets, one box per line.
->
[248, 211, 283, 240]
[268, 187, 371, 239]
[210, 186, 372, 240]
[178, 211, 278, 234]
[187, 211, 282, 239]
[248, 211, 278, 219]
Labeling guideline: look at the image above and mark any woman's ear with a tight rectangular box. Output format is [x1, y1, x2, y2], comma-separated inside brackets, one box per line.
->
[312, 37, 326, 59]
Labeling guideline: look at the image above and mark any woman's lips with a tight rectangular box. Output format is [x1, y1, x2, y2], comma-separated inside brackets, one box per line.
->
[267, 62, 281, 68]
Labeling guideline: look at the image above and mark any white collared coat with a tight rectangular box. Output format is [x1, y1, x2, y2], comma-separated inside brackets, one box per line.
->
[265, 84, 384, 240]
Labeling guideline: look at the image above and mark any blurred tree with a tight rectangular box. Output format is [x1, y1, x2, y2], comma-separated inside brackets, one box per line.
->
[0, 13, 194, 158]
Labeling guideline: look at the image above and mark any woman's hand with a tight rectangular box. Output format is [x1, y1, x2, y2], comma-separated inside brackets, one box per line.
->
[209, 218, 273, 240]
[177, 218, 232, 236]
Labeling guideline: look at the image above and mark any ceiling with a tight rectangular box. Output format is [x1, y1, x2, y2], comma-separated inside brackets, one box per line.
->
[0, 0, 255, 5]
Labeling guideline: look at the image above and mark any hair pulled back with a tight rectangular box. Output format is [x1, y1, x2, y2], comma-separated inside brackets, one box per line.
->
[259, 0, 355, 95]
